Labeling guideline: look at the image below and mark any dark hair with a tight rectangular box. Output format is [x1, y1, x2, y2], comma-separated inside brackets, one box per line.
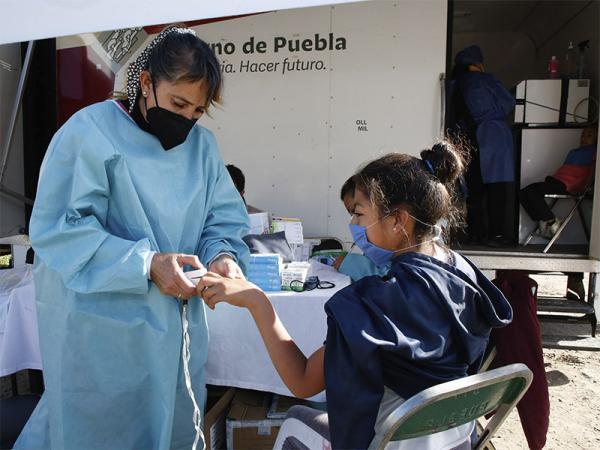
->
[147, 30, 222, 109]
[340, 176, 356, 201]
[226, 164, 245, 194]
[355, 140, 466, 242]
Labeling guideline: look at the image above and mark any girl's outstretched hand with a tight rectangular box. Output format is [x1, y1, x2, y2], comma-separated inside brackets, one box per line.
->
[197, 272, 264, 310]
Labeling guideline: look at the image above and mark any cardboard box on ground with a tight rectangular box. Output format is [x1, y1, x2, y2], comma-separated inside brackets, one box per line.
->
[226, 389, 310, 450]
[205, 386, 236, 450]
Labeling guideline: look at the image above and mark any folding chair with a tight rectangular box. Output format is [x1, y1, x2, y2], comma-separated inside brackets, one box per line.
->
[522, 182, 594, 253]
[367, 363, 533, 450]
[478, 347, 497, 373]
[309, 237, 344, 253]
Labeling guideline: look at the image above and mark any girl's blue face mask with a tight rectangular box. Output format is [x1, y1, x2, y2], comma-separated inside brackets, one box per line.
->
[349, 223, 395, 267]
[349, 213, 442, 267]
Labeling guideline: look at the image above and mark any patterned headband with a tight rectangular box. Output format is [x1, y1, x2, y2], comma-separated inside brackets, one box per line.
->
[125, 26, 197, 112]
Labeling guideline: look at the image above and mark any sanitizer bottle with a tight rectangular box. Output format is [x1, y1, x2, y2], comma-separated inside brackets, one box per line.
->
[565, 41, 575, 78]
[548, 56, 559, 79]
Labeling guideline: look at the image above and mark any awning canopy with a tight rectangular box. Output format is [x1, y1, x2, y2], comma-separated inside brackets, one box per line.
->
[1, 0, 362, 45]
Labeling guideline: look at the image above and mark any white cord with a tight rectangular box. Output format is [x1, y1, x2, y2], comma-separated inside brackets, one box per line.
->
[181, 302, 205, 450]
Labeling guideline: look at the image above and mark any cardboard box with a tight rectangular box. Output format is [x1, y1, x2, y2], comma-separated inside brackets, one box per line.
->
[226, 390, 312, 450]
[226, 390, 283, 450]
[205, 386, 236, 450]
[267, 394, 309, 419]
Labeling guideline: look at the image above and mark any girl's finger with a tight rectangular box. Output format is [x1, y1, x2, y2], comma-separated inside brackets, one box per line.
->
[203, 292, 220, 310]
[209, 296, 226, 310]
[206, 297, 218, 310]
[201, 285, 220, 303]
[196, 273, 221, 290]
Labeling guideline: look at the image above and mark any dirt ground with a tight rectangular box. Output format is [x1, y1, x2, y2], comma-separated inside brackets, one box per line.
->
[491, 274, 600, 449]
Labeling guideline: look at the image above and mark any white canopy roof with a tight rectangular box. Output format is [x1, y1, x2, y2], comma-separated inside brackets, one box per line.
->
[1, 0, 362, 45]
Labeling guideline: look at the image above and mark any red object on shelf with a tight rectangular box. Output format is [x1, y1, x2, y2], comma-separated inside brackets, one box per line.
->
[548, 55, 559, 79]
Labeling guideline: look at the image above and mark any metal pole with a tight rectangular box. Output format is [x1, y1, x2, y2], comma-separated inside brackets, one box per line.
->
[439, 72, 446, 137]
[0, 183, 34, 206]
[0, 40, 35, 184]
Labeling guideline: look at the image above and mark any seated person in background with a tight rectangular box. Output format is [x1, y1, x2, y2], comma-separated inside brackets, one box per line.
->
[519, 124, 597, 301]
[197, 142, 512, 450]
[519, 125, 597, 239]
[333, 176, 391, 281]
[226, 164, 263, 213]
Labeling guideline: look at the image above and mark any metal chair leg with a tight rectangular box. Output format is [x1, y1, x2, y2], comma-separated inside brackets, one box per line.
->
[543, 198, 582, 253]
[522, 199, 559, 247]
[589, 314, 597, 338]
[522, 228, 537, 246]
[577, 201, 591, 242]
[589, 273, 598, 337]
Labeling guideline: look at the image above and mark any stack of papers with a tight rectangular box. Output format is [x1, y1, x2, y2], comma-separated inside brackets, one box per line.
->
[271, 217, 304, 245]
[248, 212, 270, 235]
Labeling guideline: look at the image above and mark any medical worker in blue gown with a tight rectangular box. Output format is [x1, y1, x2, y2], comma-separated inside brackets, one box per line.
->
[15, 27, 249, 450]
[197, 143, 512, 450]
[448, 45, 516, 247]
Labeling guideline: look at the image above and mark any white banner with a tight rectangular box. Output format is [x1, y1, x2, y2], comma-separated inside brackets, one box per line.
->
[1, 0, 363, 44]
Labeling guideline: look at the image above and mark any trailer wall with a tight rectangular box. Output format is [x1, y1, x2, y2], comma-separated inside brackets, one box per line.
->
[0, 43, 26, 236]
[191, 1, 448, 241]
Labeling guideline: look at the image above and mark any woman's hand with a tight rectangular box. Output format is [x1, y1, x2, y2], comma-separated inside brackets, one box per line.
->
[197, 272, 264, 310]
[150, 253, 204, 300]
[208, 254, 245, 279]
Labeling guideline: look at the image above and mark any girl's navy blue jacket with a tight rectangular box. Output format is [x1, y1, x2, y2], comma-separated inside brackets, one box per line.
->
[324, 252, 512, 449]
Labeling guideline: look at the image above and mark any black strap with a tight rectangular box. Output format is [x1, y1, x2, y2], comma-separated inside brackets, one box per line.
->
[558, 78, 569, 125]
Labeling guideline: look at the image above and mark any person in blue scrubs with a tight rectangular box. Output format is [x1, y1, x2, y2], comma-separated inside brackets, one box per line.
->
[334, 176, 390, 281]
[448, 45, 516, 247]
[196, 142, 512, 449]
[15, 27, 249, 450]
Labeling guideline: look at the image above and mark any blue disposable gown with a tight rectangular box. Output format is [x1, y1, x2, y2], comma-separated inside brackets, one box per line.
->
[459, 72, 516, 183]
[15, 100, 250, 450]
[337, 253, 389, 282]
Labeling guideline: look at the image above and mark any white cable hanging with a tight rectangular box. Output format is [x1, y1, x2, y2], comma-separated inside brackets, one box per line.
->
[181, 300, 205, 450]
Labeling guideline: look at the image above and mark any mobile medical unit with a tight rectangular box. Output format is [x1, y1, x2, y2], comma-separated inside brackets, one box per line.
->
[0, 1, 599, 447]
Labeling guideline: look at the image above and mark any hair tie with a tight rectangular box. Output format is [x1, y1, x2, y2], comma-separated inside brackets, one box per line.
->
[423, 159, 435, 175]
[125, 26, 196, 112]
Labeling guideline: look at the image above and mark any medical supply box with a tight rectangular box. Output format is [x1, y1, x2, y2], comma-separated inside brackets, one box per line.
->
[281, 262, 310, 290]
[246, 254, 283, 291]
[226, 390, 283, 450]
[226, 390, 309, 450]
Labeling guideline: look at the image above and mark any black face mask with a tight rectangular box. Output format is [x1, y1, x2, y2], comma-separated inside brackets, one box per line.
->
[144, 81, 197, 150]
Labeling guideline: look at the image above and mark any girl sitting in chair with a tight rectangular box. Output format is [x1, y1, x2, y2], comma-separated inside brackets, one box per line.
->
[197, 142, 512, 450]
[333, 175, 391, 282]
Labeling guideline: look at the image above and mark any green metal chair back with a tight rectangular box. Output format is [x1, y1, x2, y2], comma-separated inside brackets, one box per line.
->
[368, 363, 533, 450]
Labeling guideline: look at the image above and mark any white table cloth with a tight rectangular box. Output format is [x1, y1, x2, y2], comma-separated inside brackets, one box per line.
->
[0, 261, 350, 400]
[0, 265, 42, 376]
[205, 262, 350, 401]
